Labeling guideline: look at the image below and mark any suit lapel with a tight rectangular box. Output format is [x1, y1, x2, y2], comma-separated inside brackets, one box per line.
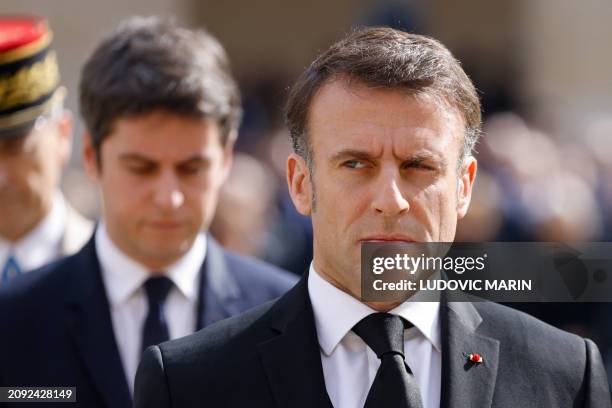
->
[64, 237, 132, 408]
[255, 270, 501, 408]
[440, 295, 500, 408]
[257, 274, 333, 408]
[197, 237, 242, 329]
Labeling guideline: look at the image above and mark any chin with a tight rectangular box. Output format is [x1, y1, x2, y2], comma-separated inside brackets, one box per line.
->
[143, 235, 191, 254]
[141, 247, 187, 267]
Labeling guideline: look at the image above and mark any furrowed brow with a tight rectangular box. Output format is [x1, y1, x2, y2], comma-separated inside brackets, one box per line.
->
[329, 149, 376, 163]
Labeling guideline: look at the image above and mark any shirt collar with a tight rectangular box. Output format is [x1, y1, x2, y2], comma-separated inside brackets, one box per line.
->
[308, 263, 441, 356]
[0, 192, 66, 271]
[96, 220, 206, 305]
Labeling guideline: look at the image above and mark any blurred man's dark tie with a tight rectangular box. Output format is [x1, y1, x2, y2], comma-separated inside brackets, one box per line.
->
[141, 276, 174, 353]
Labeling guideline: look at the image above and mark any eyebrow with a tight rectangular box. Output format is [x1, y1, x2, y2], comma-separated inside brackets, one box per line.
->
[119, 153, 155, 162]
[329, 149, 375, 163]
[329, 149, 448, 169]
[118, 153, 210, 166]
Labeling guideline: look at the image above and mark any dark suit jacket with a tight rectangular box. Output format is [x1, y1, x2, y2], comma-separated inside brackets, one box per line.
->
[134, 271, 611, 408]
[0, 235, 297, 408]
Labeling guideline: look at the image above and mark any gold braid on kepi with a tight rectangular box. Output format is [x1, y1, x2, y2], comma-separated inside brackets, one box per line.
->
[0, 15, 61, 136]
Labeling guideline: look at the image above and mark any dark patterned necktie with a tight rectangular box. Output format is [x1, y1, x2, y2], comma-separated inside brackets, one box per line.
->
[352, 313, 424, 408]
[141, 276, 174, 353]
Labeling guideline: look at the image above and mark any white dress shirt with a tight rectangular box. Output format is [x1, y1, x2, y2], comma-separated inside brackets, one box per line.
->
[0, 193, 66, 274]
[308, 264, 441, 408]
[96, 221, 206, 395]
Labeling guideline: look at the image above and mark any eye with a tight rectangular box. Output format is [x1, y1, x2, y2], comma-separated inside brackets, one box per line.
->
[0, 135, 28, 156]
[343, 159, 367, 169]
[402, 161, 436, 171]
[126, 163, 156, 175]
[177, 159, 209, 176]
[177, 163, 206, 175]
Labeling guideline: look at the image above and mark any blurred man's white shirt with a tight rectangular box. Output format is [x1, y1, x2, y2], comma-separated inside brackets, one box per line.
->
[96, 221, 206, 394]
[0, 192, 67, 273]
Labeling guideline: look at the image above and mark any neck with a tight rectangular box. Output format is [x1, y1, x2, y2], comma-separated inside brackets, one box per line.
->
[313, 260, 409, 312]
[363, 300, 405, 312]
[102, 222, 192, 272]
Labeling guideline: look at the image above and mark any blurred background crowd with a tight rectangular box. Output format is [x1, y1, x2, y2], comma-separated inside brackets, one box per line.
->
[4, 0, 612, 378]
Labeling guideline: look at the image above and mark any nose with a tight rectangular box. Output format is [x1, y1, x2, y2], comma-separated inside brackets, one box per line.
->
[371, 167, 410, 216]
[153, 170, 185, 211]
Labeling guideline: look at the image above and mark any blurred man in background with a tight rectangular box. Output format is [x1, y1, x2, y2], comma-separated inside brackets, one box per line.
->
[0, 16, 93, 283]
[0, 16, 296, 407]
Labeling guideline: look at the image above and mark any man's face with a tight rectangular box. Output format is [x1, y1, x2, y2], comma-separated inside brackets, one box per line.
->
[0, 114, 72, 241]
[287, 80, 477, 297]
[84, 110, 232, 270]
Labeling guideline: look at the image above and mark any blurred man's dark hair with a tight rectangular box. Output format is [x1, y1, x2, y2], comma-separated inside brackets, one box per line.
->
[285, 27, 481, 168]
[79, 16, 242, 161]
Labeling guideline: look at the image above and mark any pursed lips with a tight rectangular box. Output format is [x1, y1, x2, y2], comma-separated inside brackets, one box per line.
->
[146, 221, 185, 229]
[359, 235, 415, 242]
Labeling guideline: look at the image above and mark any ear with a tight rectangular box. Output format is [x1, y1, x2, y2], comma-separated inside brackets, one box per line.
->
[456, 156, 477, 219]
[219, 135, 235, 185]
[82, 130, 100, 181]
[287, 153, 313, 216]
[56, 110, 73, 167]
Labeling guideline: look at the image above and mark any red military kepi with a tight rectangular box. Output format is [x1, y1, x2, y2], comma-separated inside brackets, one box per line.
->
[0, 15, 62, 137]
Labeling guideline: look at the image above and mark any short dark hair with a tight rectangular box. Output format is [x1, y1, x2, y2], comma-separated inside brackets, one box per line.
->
[285, 27, 481, 167]
[79, 16, 241, 158]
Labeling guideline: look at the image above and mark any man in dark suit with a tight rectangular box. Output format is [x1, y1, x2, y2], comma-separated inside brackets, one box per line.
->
[0, 16, 296, 408]
[134, 27, 611, 408]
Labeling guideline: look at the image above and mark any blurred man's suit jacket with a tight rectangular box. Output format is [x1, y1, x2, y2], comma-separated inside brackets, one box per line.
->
[134, 270, 611, 408]
[0, 235, 297, 408]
